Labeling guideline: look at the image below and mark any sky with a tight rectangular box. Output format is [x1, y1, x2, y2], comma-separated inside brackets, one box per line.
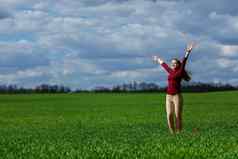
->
[0, 0, 238, 89]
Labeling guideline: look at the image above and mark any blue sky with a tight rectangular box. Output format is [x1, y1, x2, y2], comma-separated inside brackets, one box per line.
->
[0, 0, 238, 89]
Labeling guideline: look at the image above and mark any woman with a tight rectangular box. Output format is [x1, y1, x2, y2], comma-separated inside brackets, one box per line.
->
[153, 44, 193, 134]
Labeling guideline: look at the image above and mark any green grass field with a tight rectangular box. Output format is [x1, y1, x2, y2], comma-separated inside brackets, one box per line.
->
[0, 91, 238, 159]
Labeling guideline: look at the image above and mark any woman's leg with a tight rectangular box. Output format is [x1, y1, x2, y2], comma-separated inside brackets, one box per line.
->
[174, 94, 183, 132]
[166, 94, 175, 134]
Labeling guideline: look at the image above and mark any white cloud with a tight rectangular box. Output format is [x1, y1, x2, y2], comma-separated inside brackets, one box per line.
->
[220, 45, 238, 57]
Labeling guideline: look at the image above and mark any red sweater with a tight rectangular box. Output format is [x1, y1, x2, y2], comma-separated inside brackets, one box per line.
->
[161, 57, 188, 95]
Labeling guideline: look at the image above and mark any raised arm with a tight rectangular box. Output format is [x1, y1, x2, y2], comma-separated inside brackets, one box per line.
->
[153, 56, 172, 73]
[179, 43, 193, 71]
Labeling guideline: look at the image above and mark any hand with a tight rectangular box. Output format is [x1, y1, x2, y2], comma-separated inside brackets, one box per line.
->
[153, 56, 164, 64]
[153, 56, 158, 62]
[186, 42, 194, 53]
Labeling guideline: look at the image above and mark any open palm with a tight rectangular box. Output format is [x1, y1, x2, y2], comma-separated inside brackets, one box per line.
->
[186, 43, 194, 52]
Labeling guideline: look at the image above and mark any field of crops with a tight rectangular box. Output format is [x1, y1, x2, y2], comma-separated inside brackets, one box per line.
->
[0, 91, 237, 158]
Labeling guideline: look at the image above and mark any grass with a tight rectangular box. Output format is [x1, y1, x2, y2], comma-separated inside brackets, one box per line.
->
[0, 91, 238, 158]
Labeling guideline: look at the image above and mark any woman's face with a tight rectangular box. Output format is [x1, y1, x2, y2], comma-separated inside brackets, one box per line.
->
[171, 59, 179, 70]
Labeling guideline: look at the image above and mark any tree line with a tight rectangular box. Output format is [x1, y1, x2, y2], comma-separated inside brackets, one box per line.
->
[0, 84, 71, 94]
[0, 81, 237, 94]
[92, 81, 238, 93]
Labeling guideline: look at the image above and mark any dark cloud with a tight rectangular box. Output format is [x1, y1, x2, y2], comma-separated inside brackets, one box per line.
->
[0, 53, 50, 70]
[188, 0, 238, 16]
[0, 10, 11, 19]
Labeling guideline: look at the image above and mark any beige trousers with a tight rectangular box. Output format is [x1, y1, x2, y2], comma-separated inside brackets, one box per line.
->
[166, 93, 183, 116]
[166, 93, 183, 133]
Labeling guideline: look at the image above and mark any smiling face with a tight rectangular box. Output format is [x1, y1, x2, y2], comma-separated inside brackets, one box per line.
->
[171, 59, 180, 70]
